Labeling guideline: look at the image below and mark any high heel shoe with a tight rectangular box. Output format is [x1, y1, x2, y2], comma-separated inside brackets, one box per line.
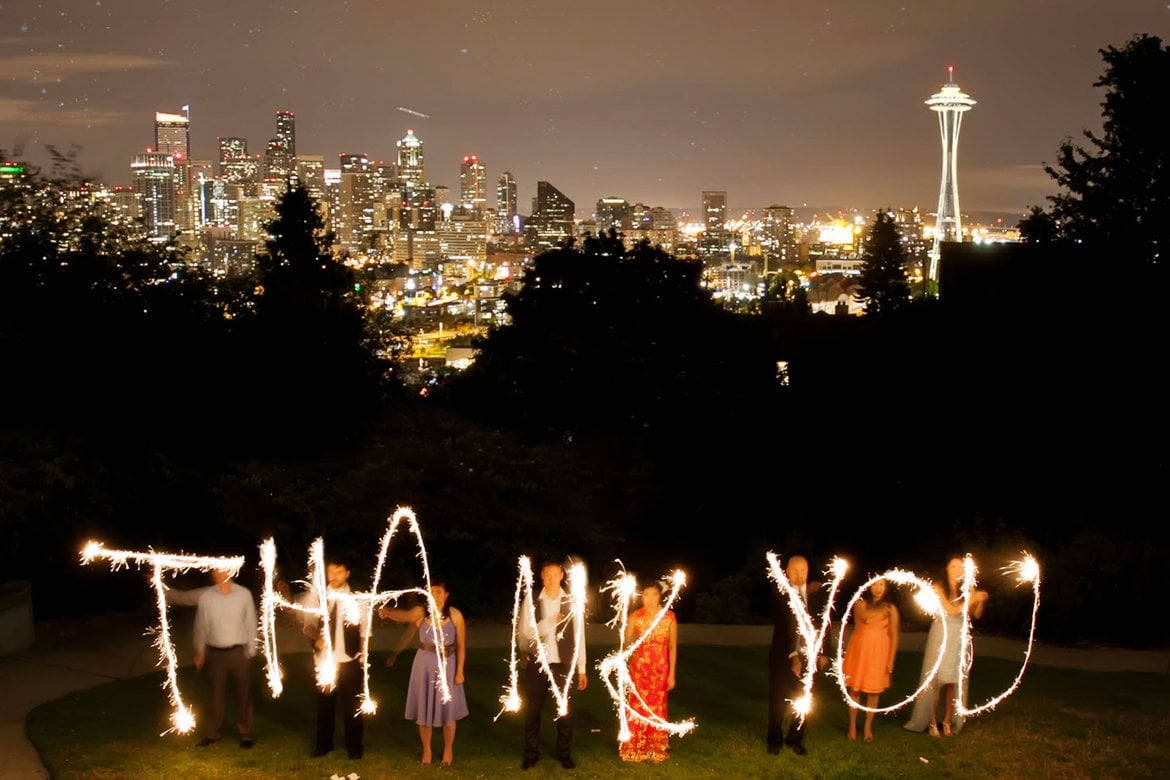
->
[927, 721, 940, 737]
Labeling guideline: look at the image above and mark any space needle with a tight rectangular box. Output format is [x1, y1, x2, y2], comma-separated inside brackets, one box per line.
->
[925, 66, 976, 291]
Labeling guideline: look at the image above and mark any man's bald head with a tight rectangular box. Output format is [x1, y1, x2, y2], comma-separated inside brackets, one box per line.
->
[785, 556, 809, 588]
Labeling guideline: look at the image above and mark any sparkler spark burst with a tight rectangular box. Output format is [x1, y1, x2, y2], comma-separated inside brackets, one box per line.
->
[79, 542, 245, 735]
[765, 553, 849, 727]
[259, 507, 450, 717]
[495, 556, 587, 721]
[598, 566, 695, 743]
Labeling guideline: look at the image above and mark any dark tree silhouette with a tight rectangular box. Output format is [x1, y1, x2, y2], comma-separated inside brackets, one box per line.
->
[445, 232, 779, 438]
[855, 209, 911, 315]
[248, 184, 392, 445]
[1020, 34, 1169, 276]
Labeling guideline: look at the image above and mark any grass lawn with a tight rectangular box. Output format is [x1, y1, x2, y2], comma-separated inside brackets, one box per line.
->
[27, 644, 1170, 779]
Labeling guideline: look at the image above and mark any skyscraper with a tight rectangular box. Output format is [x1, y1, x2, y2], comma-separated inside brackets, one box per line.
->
[527, 181, 574, 251]
[275, 110, 296, 158]
[701, 190, 727, 254]
[131, 151, 176, 241]
[154, 109, 190, 158]
[460, 155, 487, 213]
[397, 129, 425, 191]
[496, 171, 517, 234]
[925, 67, 976, 287]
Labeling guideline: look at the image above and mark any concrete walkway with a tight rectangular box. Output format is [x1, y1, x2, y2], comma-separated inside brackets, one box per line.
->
[2, 611, 1167, 779]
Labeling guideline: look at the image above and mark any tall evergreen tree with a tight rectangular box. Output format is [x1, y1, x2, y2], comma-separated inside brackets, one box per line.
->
[855, 209, 910, 316]
[249, 184, 390, 443]
[1020, 34, 1169, 275]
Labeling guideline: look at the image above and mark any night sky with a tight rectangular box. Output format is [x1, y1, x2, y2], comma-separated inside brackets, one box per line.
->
[1, 1, 1166, 218]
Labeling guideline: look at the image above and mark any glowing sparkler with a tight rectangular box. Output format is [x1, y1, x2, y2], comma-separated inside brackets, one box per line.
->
[765, 553, 848, 726]
[258, 507, 449, 716]
[598, 565, 694, 744]
[79, 541, 244, 735]
[956, 552, 1041, 717]
[832, 570, 947, 714]
[496, 556, 587, 720]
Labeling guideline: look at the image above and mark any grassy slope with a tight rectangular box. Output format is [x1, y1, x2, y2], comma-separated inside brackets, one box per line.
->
[27, 645, 1170, 779]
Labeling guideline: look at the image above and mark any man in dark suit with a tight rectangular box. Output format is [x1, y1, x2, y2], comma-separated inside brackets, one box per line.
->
[303, 554, 368, 761]
[520, 559, 588, 771]
[767, 555, 827, 756]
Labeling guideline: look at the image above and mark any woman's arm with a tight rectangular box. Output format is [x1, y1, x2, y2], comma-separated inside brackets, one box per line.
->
[452, 607, 467, 685]
[667, 611, 678, 691]
[969, 589, 989, 620]
[379, 604, 425, 624]
[385, 619, 420, 667]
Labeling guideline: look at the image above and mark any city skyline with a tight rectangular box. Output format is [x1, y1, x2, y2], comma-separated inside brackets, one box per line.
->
[1, 2, 1165, 217]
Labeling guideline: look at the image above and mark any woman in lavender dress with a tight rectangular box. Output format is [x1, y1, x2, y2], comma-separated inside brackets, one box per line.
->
[382, 579, 468, 765]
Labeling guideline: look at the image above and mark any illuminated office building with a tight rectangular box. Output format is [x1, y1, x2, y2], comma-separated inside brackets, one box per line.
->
[332, 153, 374, 253]
[701, 190, 727, 254]
[218, 137, 259, 192]
[397, 129, 425, 191]
[595, 197, 631, 233]
[275, 110, 296, 158]
[761, 205, 798, 266]
[296, 155, 326, 201]
[131, 151, 176, 241]
[527, 181, 574, 251]
[496, 171, 517, 234]
[154, 109, 190, 158]
[460, 155, 487, 213]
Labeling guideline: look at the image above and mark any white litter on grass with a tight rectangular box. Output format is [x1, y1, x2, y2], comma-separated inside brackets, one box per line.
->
[919, 757, 930, 764]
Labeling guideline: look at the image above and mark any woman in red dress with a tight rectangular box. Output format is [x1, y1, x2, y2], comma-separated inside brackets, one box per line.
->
[842, 577, 900, 742]
[619, 580, 678, 763]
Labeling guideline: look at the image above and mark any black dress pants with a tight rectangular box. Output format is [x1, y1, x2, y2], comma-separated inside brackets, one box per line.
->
[522, 661, 573, 762]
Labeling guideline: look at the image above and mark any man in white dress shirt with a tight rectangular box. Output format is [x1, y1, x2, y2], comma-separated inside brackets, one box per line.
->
[192, 567, 258, 749]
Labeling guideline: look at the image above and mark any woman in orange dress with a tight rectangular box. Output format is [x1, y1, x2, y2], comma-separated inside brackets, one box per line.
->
[619, 581, 678, 763]
[842, 578, 900, 742]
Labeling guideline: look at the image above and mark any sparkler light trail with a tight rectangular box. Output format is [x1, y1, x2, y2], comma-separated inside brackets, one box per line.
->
[832, 570, 947, 715]
[79, 541, 244, 735]
[496, 555, 587, 721]
[258, 507, 448, 716]
[598, 565, 695, 744]
[956, 552, 1041, 718]
[765, 553, 848, 725]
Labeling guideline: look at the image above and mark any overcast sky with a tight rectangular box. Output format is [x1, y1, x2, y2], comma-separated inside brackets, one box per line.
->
[1, 1, 1166, 219]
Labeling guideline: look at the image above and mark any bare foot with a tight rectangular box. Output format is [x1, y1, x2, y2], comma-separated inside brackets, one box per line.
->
[847, 726, 857, 741]
[864, 728, 874, 742]
[442, 748, 453, 765]
[422, 748, 433, 765]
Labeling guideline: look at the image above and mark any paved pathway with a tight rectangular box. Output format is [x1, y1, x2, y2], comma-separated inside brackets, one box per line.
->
[2, 611, 1167, 778]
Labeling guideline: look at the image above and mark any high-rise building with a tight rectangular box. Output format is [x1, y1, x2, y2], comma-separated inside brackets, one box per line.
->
[595, 197, 631, 233]
[218, 137, 258, 191]
[761, 205, 798, 267]
[460, 155, 487, 213]
[296, 154, 326, 201]
[527, 181, 574, 251]
[275, 110, 296, 158]
[925, 66, 976, 286]
[154, 109, 190, 158]
[496, 171, 517, 234]
[701, 191, 728, 254]
[332, 153, 374, 254]
[396, 129, 425, 191]
[131, 151, 176, 241]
